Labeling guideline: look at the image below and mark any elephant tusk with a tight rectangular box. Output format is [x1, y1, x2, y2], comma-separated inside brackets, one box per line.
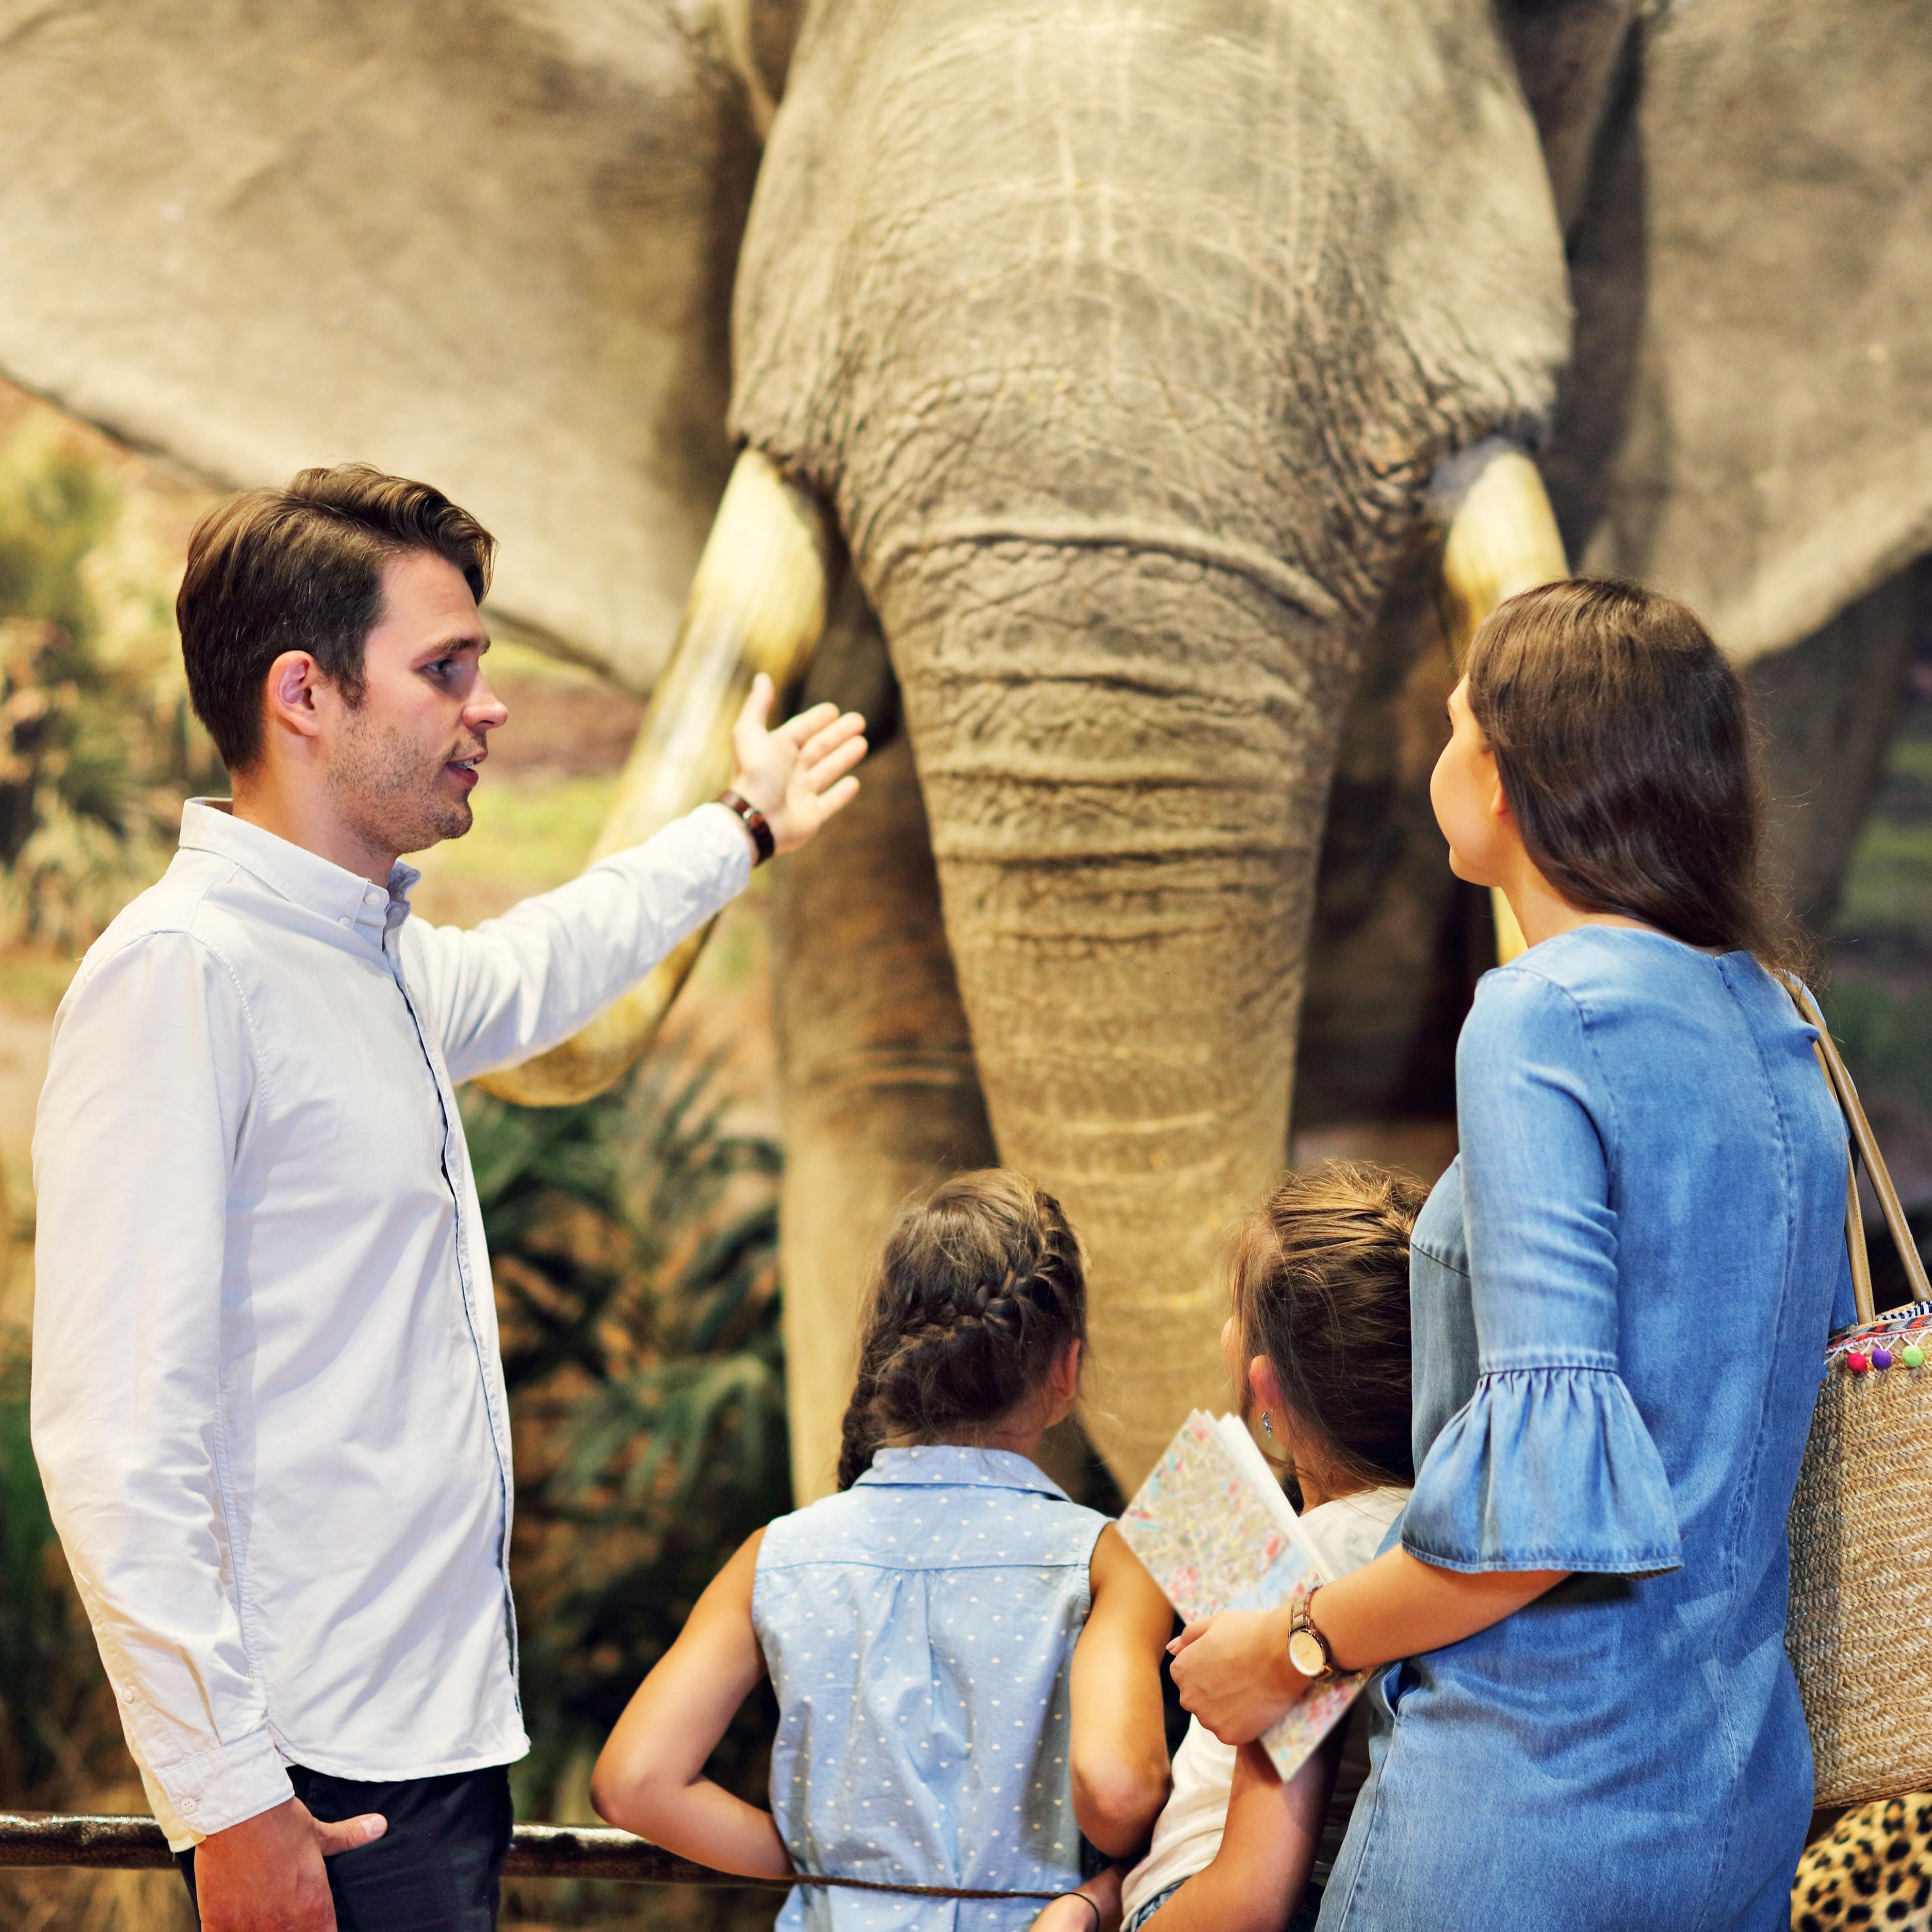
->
[1433, 439, 1568, 966]
[473, 447, 835, 1107]
[718, 0, 781, 138]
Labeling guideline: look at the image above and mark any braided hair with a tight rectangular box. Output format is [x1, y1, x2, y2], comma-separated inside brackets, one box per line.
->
[836, 1170, 1088, 1490]
[1226, 1161, 1424, 1492]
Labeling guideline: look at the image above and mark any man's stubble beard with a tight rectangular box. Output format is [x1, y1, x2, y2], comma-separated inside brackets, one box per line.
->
[328, 703, 473, 859]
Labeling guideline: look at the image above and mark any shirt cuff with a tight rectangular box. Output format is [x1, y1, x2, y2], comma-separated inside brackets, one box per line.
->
[691, 798, 760, 880]
[1402, 1365, 1683, 1576]
[151, 1727, 292, 1840]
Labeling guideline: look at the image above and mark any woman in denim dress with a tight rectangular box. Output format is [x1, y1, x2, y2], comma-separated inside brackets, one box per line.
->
[1171, 580, 1854, 1931]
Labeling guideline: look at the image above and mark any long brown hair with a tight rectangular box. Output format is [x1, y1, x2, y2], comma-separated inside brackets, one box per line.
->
[1227, 1161, 1424, 1492]
[836, 1170, 1088, 1491]
[1466, 578, 1804, 970]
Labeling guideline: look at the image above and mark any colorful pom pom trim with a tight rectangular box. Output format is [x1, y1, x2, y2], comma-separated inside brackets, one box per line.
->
[1825, 1301, 1932, 1377]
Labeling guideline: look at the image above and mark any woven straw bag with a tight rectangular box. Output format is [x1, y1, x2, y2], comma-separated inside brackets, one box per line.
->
[1782, 980, 1932, 1809]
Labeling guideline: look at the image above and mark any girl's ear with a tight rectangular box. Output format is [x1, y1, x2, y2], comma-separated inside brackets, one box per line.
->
[1052, 1337, 1084, 1406]
[1248, 1354, 1287, 1418]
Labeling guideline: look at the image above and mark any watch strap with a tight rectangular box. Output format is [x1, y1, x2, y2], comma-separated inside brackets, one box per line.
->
[715, 788, 775, 866]
[1288, 1586, 1339, 1683]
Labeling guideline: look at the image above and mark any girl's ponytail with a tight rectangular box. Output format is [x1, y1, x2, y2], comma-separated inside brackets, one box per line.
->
[1228, 1161, 1424, 1492]
[835, 1171, 1087, 1489]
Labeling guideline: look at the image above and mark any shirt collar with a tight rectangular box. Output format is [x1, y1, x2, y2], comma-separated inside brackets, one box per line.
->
[854, 1444, 1072, 1502]
[180, 799, 420, 943]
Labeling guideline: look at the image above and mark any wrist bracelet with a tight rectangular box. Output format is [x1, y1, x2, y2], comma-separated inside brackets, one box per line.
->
[715, 789, 775, 866]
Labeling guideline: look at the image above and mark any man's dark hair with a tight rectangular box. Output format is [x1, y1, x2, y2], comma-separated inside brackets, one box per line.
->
[176, 464, 496, 771]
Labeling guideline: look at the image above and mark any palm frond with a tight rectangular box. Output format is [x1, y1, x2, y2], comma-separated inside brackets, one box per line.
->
[460, 1046, 791, 1827]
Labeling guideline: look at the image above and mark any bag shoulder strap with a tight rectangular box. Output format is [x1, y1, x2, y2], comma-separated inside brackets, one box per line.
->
[1778, 974, 1928, 1325]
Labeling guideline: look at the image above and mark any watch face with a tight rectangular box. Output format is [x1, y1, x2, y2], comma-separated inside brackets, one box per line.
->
[1288, 1628, 1327, 1677]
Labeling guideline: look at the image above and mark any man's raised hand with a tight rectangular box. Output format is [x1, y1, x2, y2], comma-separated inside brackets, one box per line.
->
[727, 674, 867, 855]
[194, 1795, 385, 1931]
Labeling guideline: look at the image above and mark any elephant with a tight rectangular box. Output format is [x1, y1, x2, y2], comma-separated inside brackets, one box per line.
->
[1, 0, 1928, 1498]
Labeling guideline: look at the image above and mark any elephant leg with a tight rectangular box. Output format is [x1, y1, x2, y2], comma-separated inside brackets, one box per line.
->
[1292, 555, 1474, 1184]
[770, 604, 996, 1502]
[876, 542, 1358, 1486]
[1746, 562, 1924, 933]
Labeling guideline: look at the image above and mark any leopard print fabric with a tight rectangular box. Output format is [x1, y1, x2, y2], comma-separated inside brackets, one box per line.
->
[1794, 1795, 1932, 1929]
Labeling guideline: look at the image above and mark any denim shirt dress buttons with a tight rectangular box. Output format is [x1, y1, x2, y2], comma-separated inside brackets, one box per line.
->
[752, 1447, 1111, 1932]
[1318, 929, 1857, 1932]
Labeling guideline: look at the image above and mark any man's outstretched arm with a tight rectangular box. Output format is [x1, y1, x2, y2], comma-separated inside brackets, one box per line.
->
[421, 676, 865, 1081]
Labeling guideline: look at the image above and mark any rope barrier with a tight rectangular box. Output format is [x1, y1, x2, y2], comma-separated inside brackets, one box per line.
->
[0, 1812, 1076, 1898]
[0, 1813, 725, 1884]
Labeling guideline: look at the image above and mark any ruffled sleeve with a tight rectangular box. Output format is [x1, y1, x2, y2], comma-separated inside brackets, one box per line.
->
[1402, 1367, 1682, 1574]
[1403, 966, 1684, 1576]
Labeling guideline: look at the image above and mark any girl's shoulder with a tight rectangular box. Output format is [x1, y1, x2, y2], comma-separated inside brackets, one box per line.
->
[754, 1483, 877, 1571]
[1298, 1486, 1409, 1579]
[756, 1462, 1111, 1577]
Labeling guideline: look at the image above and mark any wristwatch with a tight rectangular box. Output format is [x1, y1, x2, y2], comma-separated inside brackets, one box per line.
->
[1287, 1587, 1340, 1683]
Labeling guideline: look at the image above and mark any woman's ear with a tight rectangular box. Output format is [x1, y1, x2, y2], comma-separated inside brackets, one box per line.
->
[1248, 1354, 1287, 1418]
[1486, 755, 1512, 824]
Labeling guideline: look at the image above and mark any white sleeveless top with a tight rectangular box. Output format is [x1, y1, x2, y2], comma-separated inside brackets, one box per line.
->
[1121, 1486, 1409, 1921]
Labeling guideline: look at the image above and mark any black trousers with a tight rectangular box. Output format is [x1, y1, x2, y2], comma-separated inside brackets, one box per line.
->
[177, 1764, 513, 1932]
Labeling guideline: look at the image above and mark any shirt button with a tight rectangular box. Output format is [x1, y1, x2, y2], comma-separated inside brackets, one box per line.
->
[120, 1684, 138, 1704]
[365, 889, 384, 906]
[180, 1799, 198, 1816]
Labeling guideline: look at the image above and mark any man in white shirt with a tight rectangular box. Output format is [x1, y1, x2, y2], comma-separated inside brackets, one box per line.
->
[29, 464, 865, 1931]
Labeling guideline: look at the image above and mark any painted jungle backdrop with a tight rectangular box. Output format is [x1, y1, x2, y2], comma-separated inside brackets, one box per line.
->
[2, 386, 1929, 1931]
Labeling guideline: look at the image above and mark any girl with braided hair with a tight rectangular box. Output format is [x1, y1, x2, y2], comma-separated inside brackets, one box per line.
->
[592, 1169, 1175, 1932]
[1119, 1161, 1420, 1932]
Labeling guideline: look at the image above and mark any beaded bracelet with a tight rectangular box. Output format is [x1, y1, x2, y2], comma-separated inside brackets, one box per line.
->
[715, 788, 775, 866]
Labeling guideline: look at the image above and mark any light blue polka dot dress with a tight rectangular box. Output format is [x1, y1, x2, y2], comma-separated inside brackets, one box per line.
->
[753, 1446, 1110, 1932]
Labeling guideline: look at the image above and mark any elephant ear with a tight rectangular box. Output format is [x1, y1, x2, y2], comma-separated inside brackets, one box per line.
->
[0, 0, 761, 690]
[1547, 0, 1932, 664]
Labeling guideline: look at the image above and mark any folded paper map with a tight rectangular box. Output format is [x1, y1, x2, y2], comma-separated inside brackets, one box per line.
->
[1119, 1409, 1369, 1781]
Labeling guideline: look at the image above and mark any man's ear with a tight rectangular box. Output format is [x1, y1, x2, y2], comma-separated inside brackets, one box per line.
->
[262, 650, 326, 743]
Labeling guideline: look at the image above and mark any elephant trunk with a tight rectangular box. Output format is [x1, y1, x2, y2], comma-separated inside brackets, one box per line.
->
[869, 538, 1356, 1474]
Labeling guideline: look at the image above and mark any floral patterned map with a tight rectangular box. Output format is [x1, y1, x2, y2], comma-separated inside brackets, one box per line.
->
[1119, 1409, 1369, 1782]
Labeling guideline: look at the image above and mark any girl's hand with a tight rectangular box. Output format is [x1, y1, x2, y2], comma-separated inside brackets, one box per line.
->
[1028, 1864, 1123, 1932]
[1167, 1606, 1310, 1745]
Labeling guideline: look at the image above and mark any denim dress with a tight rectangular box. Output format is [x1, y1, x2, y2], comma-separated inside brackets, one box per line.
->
[752, 1446, 1111, 1932]
[1320, 930, 1855, 1932]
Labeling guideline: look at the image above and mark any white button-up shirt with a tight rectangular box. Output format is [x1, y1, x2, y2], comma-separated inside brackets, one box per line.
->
[30, 798, 750, 1846]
